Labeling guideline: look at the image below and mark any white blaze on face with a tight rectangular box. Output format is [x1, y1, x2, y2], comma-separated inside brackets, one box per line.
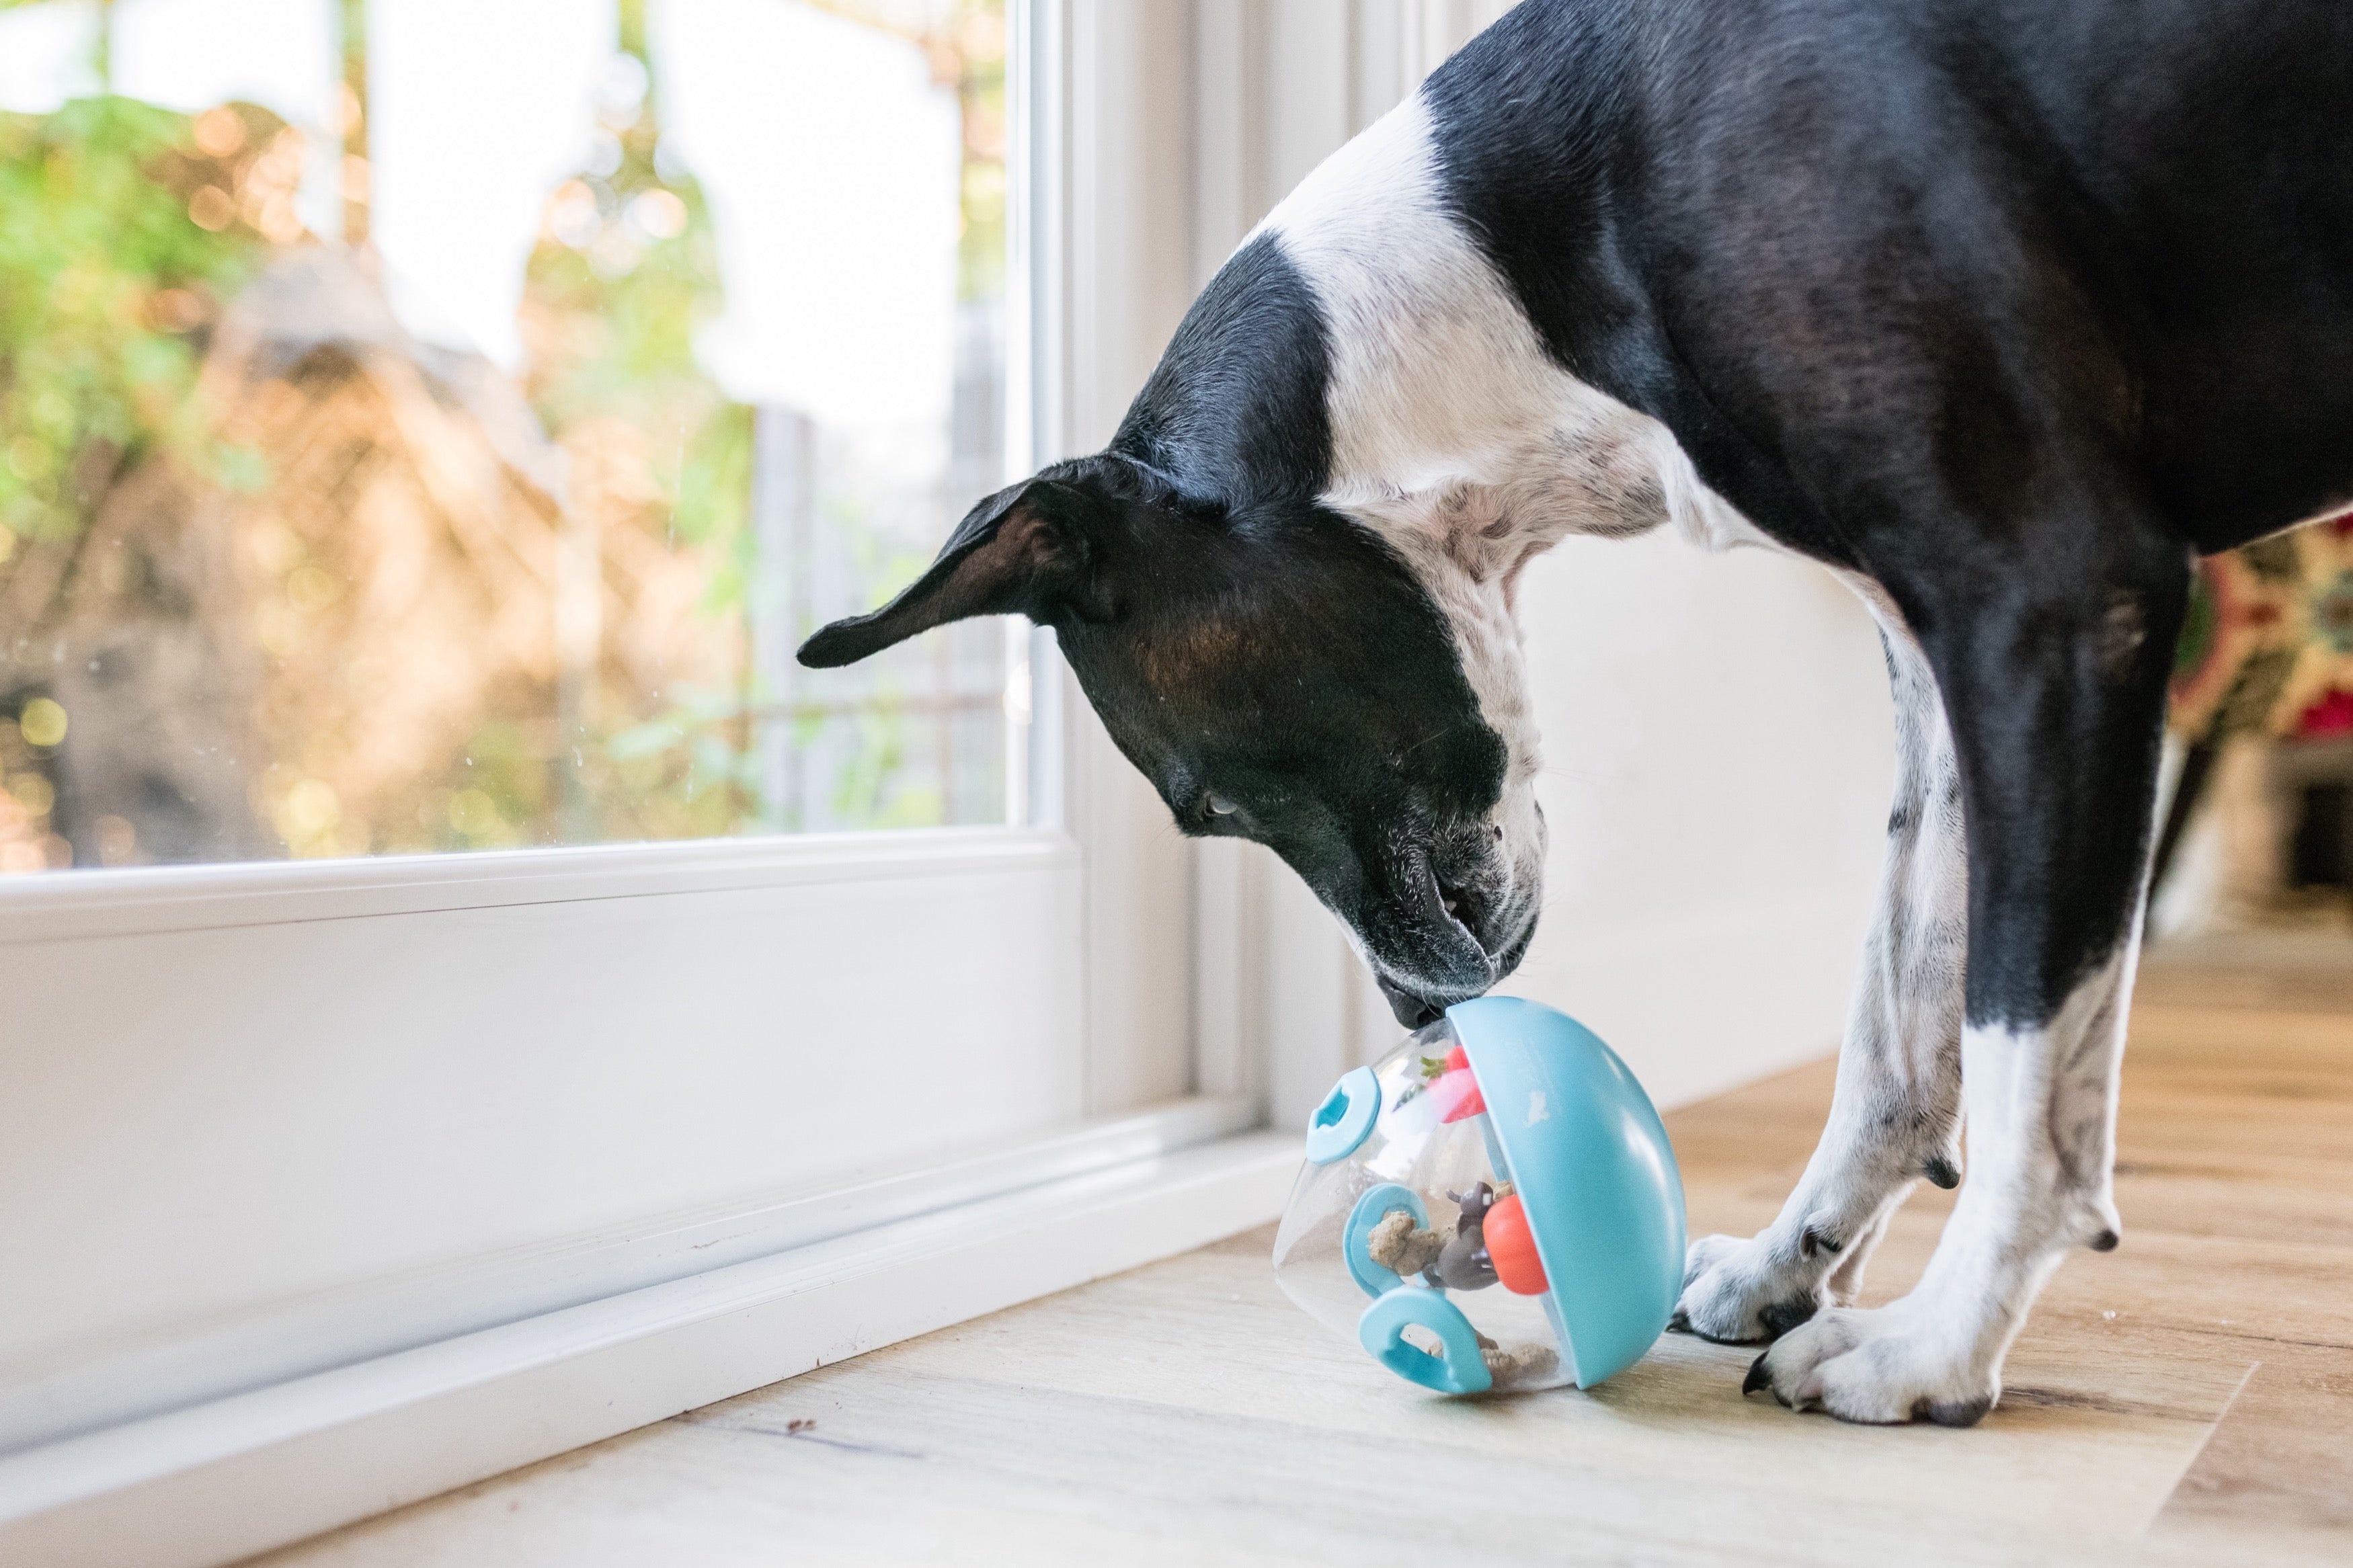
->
[1254, 91, 1774, 921]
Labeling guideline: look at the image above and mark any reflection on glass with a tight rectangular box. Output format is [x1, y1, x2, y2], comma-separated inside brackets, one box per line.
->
[0, 0, 1013, 874]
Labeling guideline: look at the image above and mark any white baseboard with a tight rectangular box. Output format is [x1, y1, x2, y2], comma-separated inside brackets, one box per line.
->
[0, 1130, 1298, 1568]
[1, 1097, 1257, 1457]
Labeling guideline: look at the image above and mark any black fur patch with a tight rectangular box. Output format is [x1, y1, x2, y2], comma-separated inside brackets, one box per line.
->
[1757, 1294, 1820, 1339]
[1427, 0, 2353, 561]
[1418, 2, 1850, 567]
[1911, 1394, 1994, 1428]
[1051, 497, 1509, 1004]
[1112, 233, 1332, 505]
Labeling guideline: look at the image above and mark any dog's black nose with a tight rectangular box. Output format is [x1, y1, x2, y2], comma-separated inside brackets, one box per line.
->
[1375, 973, 1446, 1030]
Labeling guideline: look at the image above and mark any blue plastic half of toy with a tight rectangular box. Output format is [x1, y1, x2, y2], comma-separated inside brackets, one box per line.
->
[1344, 1183, 1430, 1297]
[1449, 995, 1687, 1388]
[1304, 1065, 1380, 1164]
[1358, 1286, 1492, 1395]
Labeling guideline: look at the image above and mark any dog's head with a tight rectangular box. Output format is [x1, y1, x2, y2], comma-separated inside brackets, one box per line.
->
[799, 451, 1544, 1026]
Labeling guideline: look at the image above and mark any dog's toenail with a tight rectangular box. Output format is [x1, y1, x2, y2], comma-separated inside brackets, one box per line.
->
[2089, 1229, 2119, 1252]
[1743, 1354, 1772, 1395]
[1923, 1156, 1960, 1190]
[1800, 1225, 1841, 1257]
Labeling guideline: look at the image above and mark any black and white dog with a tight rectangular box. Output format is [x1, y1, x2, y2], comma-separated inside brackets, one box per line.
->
[803, 0, 2353, 1424]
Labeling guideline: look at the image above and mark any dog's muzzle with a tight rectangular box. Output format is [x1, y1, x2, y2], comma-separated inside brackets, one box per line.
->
[1375, 973, 1450, 1029]
[1367, 870, 1540, 1028]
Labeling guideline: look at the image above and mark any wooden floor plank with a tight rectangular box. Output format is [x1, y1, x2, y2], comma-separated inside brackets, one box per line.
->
[255, 954, 2353, 1567]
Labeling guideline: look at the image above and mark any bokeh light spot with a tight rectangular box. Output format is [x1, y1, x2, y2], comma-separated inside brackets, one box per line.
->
[9, 774, 56, 816]
[188, 185, 235, 231]
[192, 106, 245, 158]
[279, 778, 342, 839]
[19, 698, 68, 748]
[448, 788, 502, 837]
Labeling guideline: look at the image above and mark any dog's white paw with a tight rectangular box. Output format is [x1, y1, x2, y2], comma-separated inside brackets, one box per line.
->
[1672, 1231, 1831, 1344]
[1742, 1302, 1997, 1426]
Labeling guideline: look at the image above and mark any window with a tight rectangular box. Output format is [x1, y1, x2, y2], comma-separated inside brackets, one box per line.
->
[1, 0, 1020, 875]
[0, 3, 1366, 1560]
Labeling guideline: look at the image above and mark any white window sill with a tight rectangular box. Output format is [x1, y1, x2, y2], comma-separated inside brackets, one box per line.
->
[0, 827, 1078, 945]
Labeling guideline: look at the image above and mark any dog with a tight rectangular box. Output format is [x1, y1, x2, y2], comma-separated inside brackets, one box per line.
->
[801, 0, 2353, 1425]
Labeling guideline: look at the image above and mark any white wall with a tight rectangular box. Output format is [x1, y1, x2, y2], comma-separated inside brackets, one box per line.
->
[1498, 538, 1891, 1108]
[1205, 1, 1897, 1122]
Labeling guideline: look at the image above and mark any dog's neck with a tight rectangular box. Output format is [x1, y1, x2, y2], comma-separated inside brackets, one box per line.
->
[1259, 91, 1772, 604]
[1103, 86, 1780, 819]
[1223, 90, 1773, 792]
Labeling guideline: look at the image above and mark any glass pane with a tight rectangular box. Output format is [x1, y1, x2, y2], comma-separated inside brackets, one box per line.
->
[0, 0, 1015, 874]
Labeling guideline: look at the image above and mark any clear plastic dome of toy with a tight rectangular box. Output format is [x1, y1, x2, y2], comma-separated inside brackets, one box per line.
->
[1273, 997, 1687, 1396]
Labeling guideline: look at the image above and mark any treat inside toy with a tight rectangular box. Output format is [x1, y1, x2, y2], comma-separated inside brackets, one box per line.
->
[1271, 997, 1686, 1397]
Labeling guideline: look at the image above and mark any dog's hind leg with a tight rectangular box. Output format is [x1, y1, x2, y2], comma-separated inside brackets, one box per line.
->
[1747, 524, 2188, 1424]
[1674, 604, 1966, 1342]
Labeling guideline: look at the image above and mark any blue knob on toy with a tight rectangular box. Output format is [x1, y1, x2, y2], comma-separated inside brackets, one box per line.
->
[1271, 997, 1687, 1395]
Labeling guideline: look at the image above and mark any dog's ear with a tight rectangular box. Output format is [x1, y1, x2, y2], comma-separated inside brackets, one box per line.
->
[796, 473, 1121, 669]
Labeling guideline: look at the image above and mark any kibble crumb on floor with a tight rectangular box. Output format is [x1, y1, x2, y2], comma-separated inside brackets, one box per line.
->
[257, 947, 2353, 1567]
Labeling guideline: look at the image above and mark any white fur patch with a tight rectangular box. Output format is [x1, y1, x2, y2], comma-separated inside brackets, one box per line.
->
[1257, 91, 1776, 892]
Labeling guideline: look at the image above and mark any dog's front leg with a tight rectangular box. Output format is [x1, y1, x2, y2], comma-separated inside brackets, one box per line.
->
[1747, 537, 2188, 1424]
[1676, 614, 1966, 1341]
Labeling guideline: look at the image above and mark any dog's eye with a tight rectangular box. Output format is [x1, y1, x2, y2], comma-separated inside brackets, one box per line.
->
[1205, 794, 1238, 817]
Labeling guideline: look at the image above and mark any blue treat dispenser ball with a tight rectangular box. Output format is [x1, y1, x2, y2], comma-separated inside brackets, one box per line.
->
[1272, 997, 1687, 1395]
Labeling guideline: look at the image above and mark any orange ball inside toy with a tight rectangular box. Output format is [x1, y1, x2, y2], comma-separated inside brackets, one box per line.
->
[1483, 1192, 1549, 1295]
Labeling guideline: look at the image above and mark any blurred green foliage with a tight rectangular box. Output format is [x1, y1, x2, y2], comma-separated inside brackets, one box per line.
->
[0, 95, 264, 551]
[953, 0, 1008, 305]
[522, 74, 748, 599]
[517, 4, 762, 834]
[1, 0, 1009, 866]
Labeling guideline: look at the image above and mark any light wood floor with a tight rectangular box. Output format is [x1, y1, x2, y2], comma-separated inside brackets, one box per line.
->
[260, 954, 2353, 1567]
